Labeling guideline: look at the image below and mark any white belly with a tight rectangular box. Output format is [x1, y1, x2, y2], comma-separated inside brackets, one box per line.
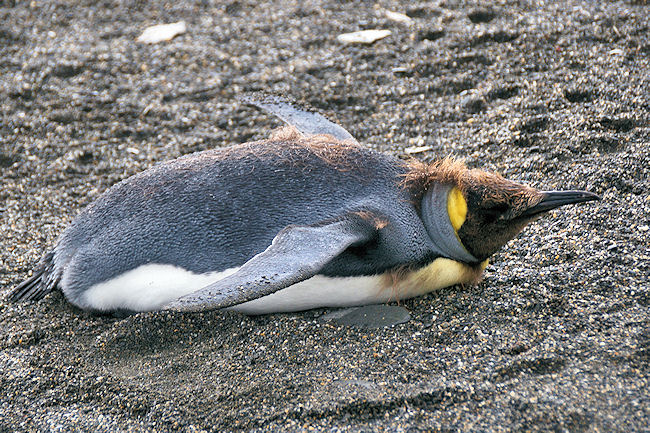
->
[77, 264, 240, 312]
[76, 258, 482, 314]
[229, 274, 389, 314]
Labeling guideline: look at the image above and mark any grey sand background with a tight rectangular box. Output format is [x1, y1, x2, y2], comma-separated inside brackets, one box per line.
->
[1, 0, 648, 431]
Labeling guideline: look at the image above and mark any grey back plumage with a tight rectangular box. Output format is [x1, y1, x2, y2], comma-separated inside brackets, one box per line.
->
[55, 138, 437, 303]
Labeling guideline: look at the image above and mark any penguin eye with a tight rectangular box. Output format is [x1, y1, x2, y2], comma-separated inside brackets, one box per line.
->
[482, 203, 510, 223]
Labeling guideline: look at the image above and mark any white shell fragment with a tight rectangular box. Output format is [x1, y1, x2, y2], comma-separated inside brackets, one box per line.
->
[385, 10, 414, 24]
[405, 145, 433, 155]
[136, 21, 187, 44]
[337, 29, 392, 45]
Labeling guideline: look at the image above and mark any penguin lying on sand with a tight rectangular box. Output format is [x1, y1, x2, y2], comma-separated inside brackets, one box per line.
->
[8, 95, 599, 315]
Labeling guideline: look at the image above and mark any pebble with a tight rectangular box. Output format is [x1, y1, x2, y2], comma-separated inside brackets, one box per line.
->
[337, 29, 391, 44]
[405, 145, 433, 154]
[136, 21, 187, 44]
[384, 10, 414, 25]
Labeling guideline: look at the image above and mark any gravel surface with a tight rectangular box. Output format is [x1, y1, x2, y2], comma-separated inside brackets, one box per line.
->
[1, 0, 649, 432]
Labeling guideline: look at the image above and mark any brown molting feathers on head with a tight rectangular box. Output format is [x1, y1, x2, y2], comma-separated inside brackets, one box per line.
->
[401, 156, 538, 205]
[400, 157, 468, 202]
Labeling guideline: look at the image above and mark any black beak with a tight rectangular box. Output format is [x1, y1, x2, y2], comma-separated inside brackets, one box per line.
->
[520, 190, 601, 218]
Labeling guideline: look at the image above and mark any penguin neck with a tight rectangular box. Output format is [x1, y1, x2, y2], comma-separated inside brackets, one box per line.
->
[421, 184, 479, 264]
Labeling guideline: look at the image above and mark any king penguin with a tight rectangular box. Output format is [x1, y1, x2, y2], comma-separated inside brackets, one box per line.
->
[8, 94, 600, 315]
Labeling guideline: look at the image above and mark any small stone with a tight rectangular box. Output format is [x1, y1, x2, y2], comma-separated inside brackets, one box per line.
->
[405, 145, 432, 154]
[337, 29, 391, 45]
[136, 21, 187, 44]
[385, 10, 414, 25]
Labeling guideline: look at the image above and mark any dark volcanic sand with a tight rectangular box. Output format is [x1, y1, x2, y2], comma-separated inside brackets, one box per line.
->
[1, 1, 649, 431]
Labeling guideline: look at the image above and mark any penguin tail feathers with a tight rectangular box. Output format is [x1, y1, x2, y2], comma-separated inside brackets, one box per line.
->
[7, 252, 59, 303]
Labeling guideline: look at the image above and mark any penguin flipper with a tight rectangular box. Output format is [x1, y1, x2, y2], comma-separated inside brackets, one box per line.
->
[164, 216, 375, 312]
[241, 92, 359, 144]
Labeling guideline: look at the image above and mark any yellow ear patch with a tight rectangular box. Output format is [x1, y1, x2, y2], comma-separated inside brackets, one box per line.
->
[447, 187, 467, 231]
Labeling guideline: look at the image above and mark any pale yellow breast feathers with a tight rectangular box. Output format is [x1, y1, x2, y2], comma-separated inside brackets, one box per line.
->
[382, 257, 487, 301]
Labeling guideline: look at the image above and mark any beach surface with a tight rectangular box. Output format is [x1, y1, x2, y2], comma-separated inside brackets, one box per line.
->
[1, 0, 648, 431]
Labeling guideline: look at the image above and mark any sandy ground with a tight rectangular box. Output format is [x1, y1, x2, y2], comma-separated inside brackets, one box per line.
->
[1, 0, 649, 431]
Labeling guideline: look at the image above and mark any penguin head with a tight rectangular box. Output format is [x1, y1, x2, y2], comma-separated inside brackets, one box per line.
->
[410, 159, 600, 263]
[453, 171, 599, 261]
